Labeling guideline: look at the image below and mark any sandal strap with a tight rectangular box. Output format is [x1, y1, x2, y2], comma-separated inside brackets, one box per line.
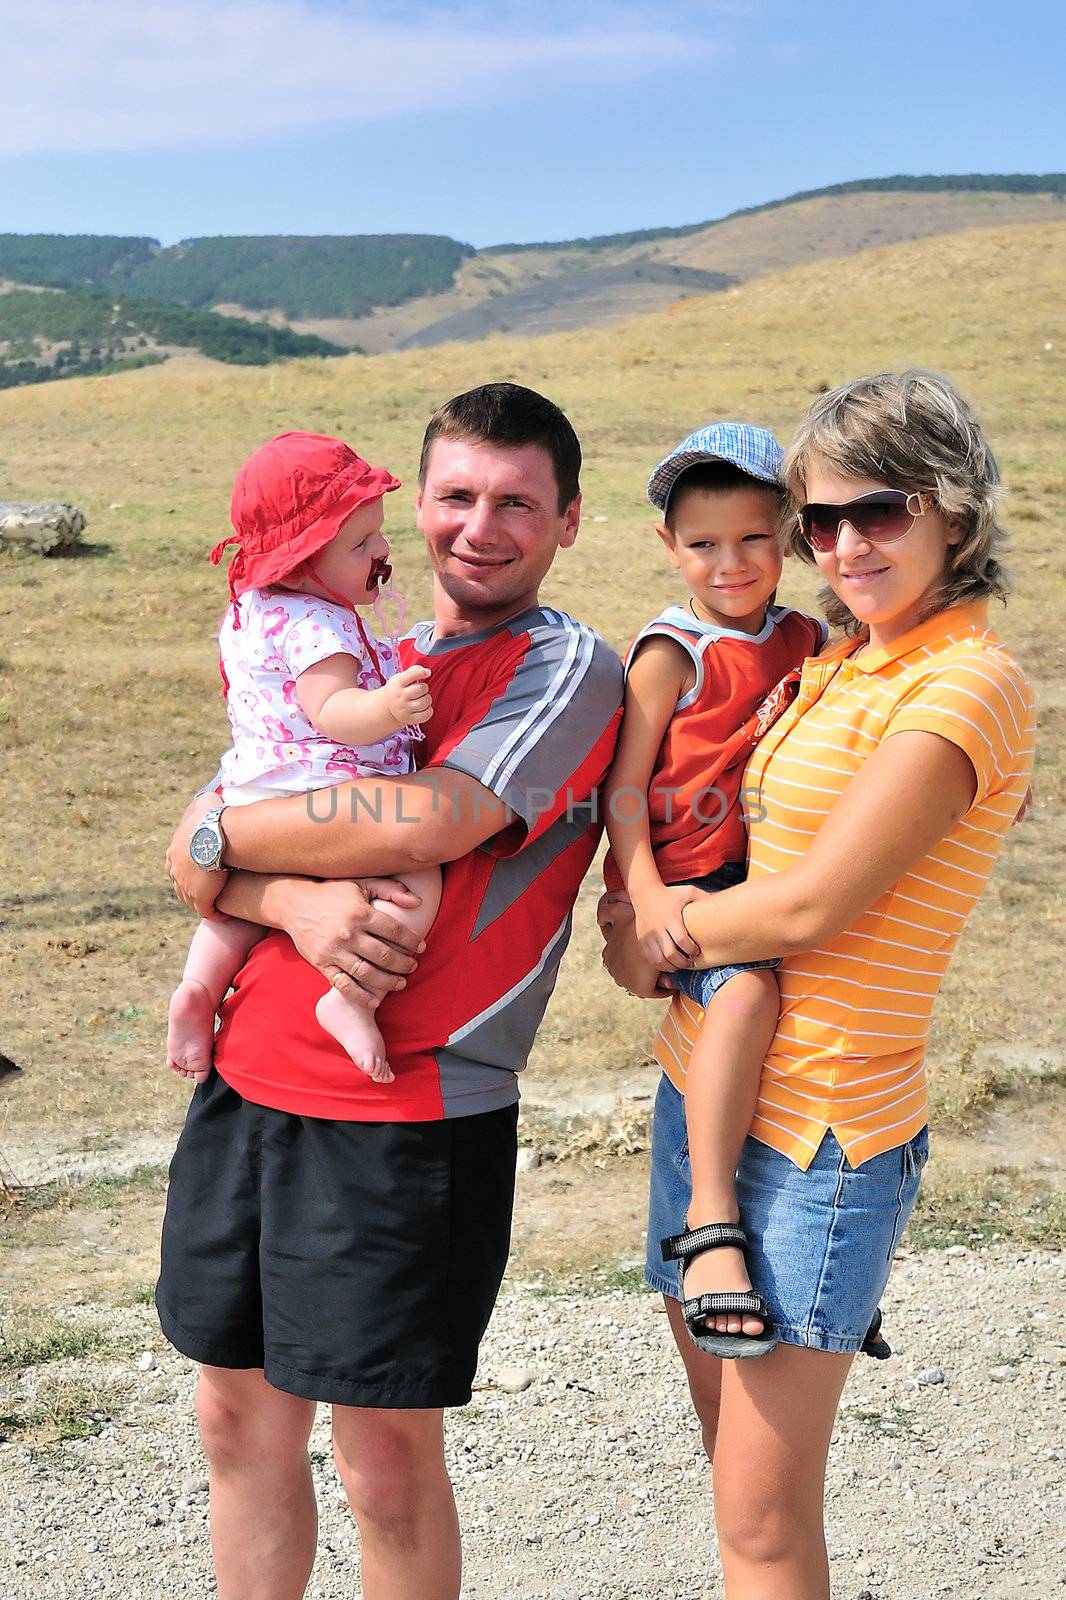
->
[683, 1290, 770, 1320]
[662, 1222, 748, 1263]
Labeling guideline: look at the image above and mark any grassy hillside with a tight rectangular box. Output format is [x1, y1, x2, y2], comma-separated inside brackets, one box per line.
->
[121, 234, 473, 319]
[3, 175, 1063, 368]
[0, 288, 344, 387]
[0, 234, 155, 289]
[483, 171, 1066, 252]
[0, 221, 1062, 1200]
[305, 189, 1066, 353]
[0, 232, 473, 320]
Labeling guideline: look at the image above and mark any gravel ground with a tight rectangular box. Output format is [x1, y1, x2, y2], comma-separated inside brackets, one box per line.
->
[1, 1247, 1063, 1600]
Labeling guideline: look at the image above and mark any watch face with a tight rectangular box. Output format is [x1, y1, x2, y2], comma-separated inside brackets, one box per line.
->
[190, 826, 219, 868]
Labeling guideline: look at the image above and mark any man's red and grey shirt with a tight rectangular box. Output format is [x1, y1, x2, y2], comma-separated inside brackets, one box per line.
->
[212, 606, 623, 1121]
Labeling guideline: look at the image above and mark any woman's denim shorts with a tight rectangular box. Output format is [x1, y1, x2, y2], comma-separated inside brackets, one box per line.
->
[645, 1073, 929, 1353]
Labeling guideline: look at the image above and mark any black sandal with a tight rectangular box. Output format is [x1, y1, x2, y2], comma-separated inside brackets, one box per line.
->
[861, 1306, 891, 1360]
[661, 1222, 778, 1359]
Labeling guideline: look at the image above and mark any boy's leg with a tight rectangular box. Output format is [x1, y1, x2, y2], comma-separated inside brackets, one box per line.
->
[195, 1365, 318, 1600]
[315, 866, 442, 1084]
[167, 917, 264, 1082]
[331, 1405, 461, 1600]
[682, 968, 779, 1336]
[663, 1295, 724, 1459]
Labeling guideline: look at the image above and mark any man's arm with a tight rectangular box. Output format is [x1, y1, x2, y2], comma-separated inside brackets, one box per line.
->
[218, 871, 426, 1006]
[166, 769, 512, 916]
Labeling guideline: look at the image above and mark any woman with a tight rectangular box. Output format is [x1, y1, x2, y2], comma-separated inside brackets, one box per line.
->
[600, 369, 1035, 1598]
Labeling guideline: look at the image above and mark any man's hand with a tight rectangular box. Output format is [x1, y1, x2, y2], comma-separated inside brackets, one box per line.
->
[166, 791, 229, 918]
[596, 891, 669, 1000]
[633, 883, 702, 970]
[281, 878, 423, 1004]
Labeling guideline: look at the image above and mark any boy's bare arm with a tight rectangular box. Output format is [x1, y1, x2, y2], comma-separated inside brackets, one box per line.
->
[296, 654, 432, 746]
[604, 637, 699, 967]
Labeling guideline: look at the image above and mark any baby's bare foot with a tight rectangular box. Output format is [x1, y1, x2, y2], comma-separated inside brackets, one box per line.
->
[316, 988, 395, 1084]
[683, 1240, 764, 1338]
[166, 980, 217, 1084]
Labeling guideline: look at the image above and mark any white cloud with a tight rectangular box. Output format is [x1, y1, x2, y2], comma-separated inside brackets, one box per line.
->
[0, 0, 716, 155]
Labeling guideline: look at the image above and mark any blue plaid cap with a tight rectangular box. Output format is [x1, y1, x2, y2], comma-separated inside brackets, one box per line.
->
[646, 422, 783, 513]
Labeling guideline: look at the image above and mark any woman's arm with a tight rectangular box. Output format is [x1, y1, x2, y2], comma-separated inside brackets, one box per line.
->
[604, 638, 700, 967]
[683, 728, 978, 964]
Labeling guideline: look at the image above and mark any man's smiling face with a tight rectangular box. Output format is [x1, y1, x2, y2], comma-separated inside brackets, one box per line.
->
[416, 436, 580, 635]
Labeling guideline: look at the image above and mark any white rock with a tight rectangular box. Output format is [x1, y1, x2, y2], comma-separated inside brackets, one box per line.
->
[496, 1366, 536, 1394]
[515, 1148, 541, 1174]
[137, 1353, 157, 1373]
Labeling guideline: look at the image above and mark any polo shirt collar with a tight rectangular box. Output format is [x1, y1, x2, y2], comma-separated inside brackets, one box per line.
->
[837, 601, 991, 674]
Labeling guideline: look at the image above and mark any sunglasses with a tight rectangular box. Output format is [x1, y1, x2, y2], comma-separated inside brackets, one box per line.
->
[798, 490, 931, 553]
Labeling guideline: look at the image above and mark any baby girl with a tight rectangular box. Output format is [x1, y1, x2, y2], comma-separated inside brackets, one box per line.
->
[166, 431, 440, 1085]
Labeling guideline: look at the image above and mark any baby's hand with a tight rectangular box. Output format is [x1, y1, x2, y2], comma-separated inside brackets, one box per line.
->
[634, 884, 702, 970]
[384, 665, 433, 728]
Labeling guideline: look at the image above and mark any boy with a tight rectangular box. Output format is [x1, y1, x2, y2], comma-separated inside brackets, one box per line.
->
[604, 423, 825, 1356]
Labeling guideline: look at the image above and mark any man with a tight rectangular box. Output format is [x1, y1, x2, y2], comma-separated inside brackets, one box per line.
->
[161, 383, 622, 1600]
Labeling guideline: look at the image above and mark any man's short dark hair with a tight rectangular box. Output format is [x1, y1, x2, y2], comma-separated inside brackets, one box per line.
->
[419, 382, 581, 513]
[664, 460, 785, 530]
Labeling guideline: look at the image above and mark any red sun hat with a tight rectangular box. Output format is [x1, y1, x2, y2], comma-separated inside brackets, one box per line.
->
[210, 431, 401, 609]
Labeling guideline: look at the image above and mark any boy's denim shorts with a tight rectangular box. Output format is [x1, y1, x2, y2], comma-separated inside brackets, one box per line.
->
[645, 1073, 929, 1353]
[665, 863, 778, 1010]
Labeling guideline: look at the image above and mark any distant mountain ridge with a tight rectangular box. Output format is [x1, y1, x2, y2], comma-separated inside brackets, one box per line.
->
[1, 174, 1062, 383]
[0, 233, 471, 320]
[481, 171, 1066, 253]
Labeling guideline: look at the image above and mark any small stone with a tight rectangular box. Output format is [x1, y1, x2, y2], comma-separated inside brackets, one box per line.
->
[137, 1352, 157, 1372]
[1035, 1343, 1066, 1365]
[181, 1475, 208, 1496]
[918, 1368, 946, 1386]
[515, 1148, 541, 1174]
[496, 1366, 535, 1394]
[945, 1244, 968, 1257]
[989, 1367, 1015, 1382]
[592, 515, 609, 523]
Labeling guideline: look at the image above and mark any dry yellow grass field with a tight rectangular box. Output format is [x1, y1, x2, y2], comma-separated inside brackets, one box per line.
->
[1, 218, 1063, 1260]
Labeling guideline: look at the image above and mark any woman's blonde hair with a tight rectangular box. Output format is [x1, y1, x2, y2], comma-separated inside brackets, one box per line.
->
[781, 369, 1011, 634]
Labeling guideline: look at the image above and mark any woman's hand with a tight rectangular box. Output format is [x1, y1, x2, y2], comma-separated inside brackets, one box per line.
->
[279, 878, 423, 1004]
[597, 891, 669, 1000]
[633, 884, 702, 969]
[165, 791, 228, 918]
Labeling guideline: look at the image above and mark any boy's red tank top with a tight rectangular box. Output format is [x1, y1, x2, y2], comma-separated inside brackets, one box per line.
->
[603, 603, 826, 890]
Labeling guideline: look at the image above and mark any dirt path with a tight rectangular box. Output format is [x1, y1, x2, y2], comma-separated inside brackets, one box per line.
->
[1, 1245, 1063, 1599]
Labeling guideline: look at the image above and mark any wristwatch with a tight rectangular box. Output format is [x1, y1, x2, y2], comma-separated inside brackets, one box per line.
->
[189, 805, 228, 872]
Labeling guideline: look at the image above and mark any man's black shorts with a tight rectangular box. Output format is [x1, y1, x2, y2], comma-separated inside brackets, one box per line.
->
[156, 1072, 518, 1407]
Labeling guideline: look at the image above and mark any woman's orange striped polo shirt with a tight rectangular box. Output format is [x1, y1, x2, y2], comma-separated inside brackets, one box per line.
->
[654, 602, 1036, 1169]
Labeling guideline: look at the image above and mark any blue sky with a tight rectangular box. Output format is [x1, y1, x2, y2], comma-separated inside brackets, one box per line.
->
[1, 0, 1062, 247]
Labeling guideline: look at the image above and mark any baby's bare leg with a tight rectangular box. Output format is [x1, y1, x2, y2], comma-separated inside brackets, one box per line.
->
[167, 918, 264, 1084]
[683, 968, 780, 1335]
[315, 866, 442, 1084]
